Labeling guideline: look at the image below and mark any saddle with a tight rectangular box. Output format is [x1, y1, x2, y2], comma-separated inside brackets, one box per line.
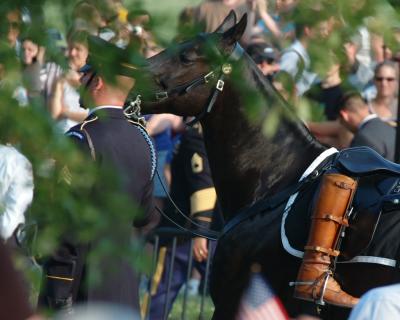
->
[337, 147, 400, 176]
[331, 147, 400, 260]
[282, 146, 400, 260]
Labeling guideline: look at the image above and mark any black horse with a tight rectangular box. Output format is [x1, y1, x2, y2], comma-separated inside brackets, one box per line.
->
[142, 12, 400, 319]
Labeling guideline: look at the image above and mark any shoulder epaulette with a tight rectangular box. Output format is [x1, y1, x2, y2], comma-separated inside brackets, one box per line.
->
[66, 131, 85, 140]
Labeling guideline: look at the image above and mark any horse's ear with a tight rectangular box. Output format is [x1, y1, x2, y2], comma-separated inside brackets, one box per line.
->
[221, 13, 247, 45]
[214, 10, 237, 34]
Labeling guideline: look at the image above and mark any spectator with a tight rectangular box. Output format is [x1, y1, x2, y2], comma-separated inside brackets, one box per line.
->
[19, 29, 65, 108]
[305, 61, 345, 121]
[49, 29, 89, 133]
[348, 283, 400, 320]
[276, 6, 333, 99]
[246, 41, 280, 81]
[0, 4, 23, 53]
[146, 114, 182, 214]
[344, 26, 375, 91]
[72, 1, 105, 35]
[0, 48, 28, 106]
[147, 124, 222, 319]
[0, 144, 34, 243]
[338, 91, 395, 161]
[190, 0, 254, 45]
[20, 34, 46, 103]
[364, 60, 398, 123]
[252, 0, 297, 45]
[126, 10, 162, 57]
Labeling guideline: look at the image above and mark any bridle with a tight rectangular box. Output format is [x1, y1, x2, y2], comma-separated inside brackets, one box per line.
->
[152, 33, 245, 126]
[138, 36, 246, 240]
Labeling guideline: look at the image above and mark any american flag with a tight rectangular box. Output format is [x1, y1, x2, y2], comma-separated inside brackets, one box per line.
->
[236, 271, 289, 320]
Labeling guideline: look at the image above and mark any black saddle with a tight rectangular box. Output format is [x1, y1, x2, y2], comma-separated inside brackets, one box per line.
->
[335, 147, 400, 259]
[337, 146, 400, 177]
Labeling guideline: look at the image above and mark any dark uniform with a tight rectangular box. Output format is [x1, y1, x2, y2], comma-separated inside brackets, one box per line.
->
[146, 124, 222, 319]
[38, 36, 156, 312]
[38, 107, 156, 312]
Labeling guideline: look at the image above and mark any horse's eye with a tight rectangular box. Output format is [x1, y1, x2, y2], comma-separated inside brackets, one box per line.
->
[179, 51, 195, 65]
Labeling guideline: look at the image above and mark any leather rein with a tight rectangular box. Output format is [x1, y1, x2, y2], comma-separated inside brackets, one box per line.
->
[148, 37, 247, 240]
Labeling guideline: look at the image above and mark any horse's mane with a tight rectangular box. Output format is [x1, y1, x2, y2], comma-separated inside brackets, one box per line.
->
[241, 52, 324, 150]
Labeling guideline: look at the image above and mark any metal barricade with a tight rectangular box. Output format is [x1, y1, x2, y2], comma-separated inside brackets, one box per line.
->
[141, 227, 214, 320]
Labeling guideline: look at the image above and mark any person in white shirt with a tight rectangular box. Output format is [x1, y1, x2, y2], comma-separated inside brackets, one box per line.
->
[0, 144, 34, 241]
[349, 283, 400, 320]
[277, 6, 333, 98]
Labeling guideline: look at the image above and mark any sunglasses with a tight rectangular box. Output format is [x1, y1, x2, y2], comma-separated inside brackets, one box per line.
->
[375, 76, 396, 82]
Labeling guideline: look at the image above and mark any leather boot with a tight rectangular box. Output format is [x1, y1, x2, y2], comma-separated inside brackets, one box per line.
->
[293, 173, 359, 308]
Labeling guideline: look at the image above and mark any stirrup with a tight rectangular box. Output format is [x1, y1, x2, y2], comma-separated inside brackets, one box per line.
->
[290, 270, 333, 306]
[314, 270, 332, 306]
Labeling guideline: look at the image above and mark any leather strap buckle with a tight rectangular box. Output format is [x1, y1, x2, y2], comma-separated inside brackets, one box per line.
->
[204, 71, 215, 83]
[335, 181, 355, 190]
[304, 245, 340, 257]
[216, 79, 224, 91]
[155, 91, 168, 101]
[321, 214, 349, 226]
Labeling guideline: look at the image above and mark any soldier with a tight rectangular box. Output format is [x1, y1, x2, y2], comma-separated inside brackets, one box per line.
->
[144, 123, 223, 319]
[38, 35, 156, 312]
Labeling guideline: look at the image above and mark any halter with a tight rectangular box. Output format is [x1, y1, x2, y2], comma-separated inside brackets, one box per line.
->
[153, 35, 245, 126]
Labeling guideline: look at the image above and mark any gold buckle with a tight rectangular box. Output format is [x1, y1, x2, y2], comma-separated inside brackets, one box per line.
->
[221, 63, 232, 75]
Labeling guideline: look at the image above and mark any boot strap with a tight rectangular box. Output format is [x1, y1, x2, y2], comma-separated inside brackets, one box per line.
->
[334, 180, 356, 190]
[304, 246, 340, 256]
[314, 214, 349, 227]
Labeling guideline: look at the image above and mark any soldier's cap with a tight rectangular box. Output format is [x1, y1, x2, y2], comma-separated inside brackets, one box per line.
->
[79, 35, 147, 78]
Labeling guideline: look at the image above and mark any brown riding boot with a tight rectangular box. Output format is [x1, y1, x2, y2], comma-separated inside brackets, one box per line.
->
[293, 173, 360, 308]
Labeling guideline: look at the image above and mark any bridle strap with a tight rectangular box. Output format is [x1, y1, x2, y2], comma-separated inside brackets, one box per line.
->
[185, 43, 244, 126]
[155, 70, 217, 101]
[185, 72, 225, 127]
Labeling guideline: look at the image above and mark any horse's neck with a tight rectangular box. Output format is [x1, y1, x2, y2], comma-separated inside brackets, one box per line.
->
[202, 74, 326, 220]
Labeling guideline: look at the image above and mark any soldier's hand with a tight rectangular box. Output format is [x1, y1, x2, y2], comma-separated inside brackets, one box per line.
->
[193, 237, 208, 262]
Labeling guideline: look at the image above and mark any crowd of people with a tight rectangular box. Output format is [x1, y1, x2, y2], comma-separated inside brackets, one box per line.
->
[1, 0, 400, 319]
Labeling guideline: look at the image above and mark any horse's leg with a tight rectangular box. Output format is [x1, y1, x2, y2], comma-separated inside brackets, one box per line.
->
[210, 212, 288, 319]
[210, 237, 252, 320]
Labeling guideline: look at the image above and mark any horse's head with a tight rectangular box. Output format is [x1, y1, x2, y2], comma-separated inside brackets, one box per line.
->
[142, 11, 247, 116]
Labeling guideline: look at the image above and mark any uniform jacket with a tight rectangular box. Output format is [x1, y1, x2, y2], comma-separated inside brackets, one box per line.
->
[68, 106, 156, 225]
[351, 116, 395, 162]
[39, 106, 156, 312]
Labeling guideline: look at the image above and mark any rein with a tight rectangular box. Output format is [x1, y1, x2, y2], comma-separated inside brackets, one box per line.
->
[154, 150, 336, 241]
[141, 36, 328, 240]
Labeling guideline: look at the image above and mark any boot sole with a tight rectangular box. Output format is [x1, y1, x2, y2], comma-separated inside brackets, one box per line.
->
[293, 292, 357, 308]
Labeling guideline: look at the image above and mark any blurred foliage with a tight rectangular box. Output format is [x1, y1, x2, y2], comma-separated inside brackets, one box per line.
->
[0, 0, 400, 315]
